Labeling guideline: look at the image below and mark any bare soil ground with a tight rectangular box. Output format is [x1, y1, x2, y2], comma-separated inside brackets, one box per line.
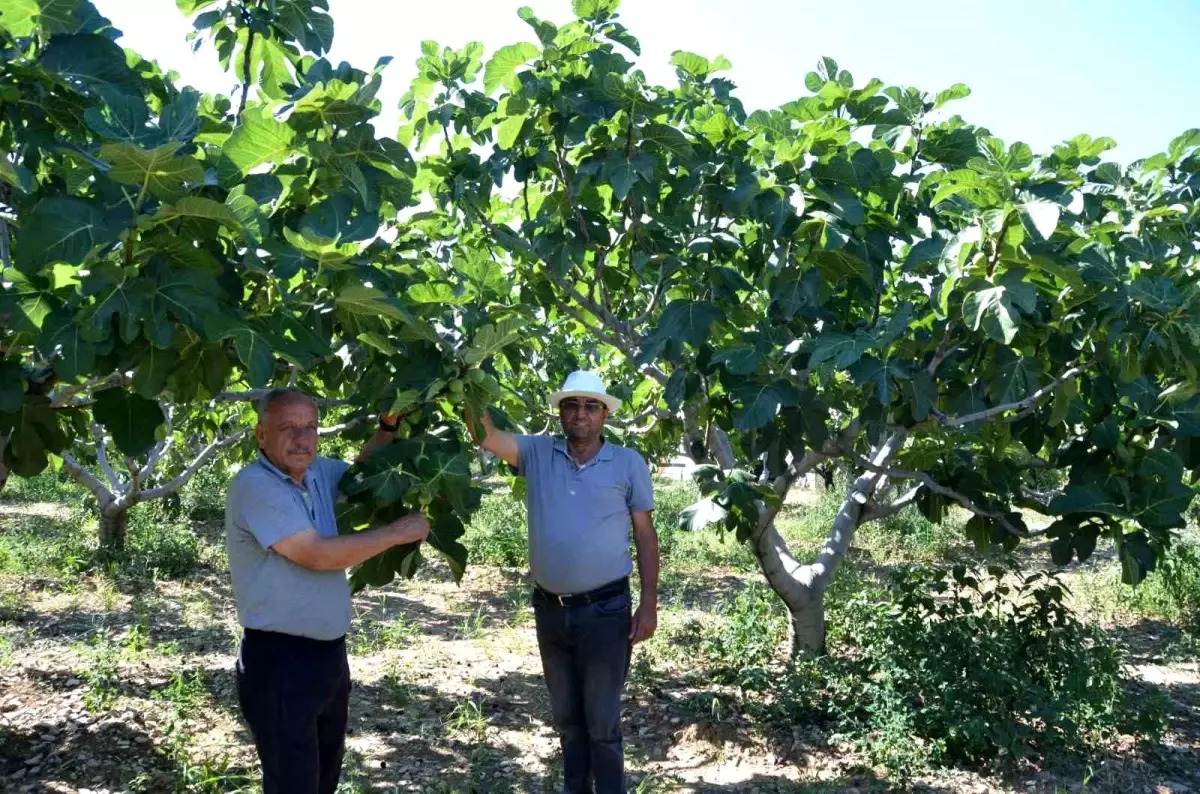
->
[1, 499, 1197, 794]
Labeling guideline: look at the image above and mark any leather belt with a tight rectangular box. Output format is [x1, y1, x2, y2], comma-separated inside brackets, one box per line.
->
[535, 577, 629, 608]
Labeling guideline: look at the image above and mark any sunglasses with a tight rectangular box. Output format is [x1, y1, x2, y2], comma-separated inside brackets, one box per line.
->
[559, 399, 605, 415]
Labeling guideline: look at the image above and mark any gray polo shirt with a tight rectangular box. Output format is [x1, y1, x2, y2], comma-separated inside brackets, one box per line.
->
[516, 435, 654, 595]
[225, 452, 352, 641]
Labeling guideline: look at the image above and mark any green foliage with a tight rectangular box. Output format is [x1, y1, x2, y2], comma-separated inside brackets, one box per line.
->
[1, 0, 516, 583]
[152, 669, 209, 714]
[461, 488, 528, 568]
[3, 0, 1198, 611]
[649, 479, 698, 558]
[0, 507, 94, 576]
[856, 499, 963, 562]
[349, 613, 417, 655]
[174, 462, 232, 522]
[777, 565, 1161, 778]
[1, 469, 87, 503]
[1082, 540, 1200, 633]
[698, 582, 787, 688]
[123, 510, 203, 579]
[77, 634, 125, 713]
[1131, 543, 1200, 632]
[339, 431, 484, 589]
[444, 697, 489, 744]
[0, 501, 202, 579]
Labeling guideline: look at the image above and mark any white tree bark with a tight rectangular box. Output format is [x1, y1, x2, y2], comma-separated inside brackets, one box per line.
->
[699, 417, 904, 658]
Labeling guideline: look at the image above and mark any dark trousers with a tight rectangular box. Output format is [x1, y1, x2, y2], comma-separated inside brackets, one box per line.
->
[534, 579, 633, 794]
[236, 628, 350, 794]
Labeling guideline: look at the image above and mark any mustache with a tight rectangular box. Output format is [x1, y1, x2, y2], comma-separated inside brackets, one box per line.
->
[287, 448, 313, 455]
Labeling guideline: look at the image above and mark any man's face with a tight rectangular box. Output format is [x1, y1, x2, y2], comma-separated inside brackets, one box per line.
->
[558, 397, 608, 443]
[256, 399, 319, 480]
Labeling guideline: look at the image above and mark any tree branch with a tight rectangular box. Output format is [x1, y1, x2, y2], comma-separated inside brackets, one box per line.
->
[612, 406, 674, 429]
[927, 321, 957, 376]
[941, 361, 1092, 428]
[61, 453, 115, 508]
[859, 485, 921, 523]
[141, 429, 250, 501]
[780, 431, 906, 598]
[846, 452, 1025, 537]
[319, 416, 369, 436]
[554, 149, 589, 246]
[138, 406, 173, 483]
[91, 423, 123, 493]
[629, 261, 674, 327]
[214, 389, 350, 407]
[51, 372, 132, 407]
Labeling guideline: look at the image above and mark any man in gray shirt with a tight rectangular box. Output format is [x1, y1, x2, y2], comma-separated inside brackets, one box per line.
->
[225, 388, 429, 794]
[468, 370, 659, 794]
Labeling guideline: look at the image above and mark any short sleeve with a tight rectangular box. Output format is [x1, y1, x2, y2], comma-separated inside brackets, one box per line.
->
[231, 474, 314, 549]
[317, 457, 351, 500]
[515, 435, 551, 477]
[626, 450, 655, 513]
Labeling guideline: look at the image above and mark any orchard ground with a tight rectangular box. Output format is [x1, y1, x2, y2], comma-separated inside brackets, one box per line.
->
[1, 471, 1198, 794]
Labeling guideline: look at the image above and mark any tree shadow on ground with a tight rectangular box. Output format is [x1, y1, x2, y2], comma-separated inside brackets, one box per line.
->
[13, 593, 235, 656]
[681, 772, 960, 793]
[0, 716, 255, 793]
[343, 674, 564, 793]
[658, 569, 756, 612]
[1107, 618, 1198, 664]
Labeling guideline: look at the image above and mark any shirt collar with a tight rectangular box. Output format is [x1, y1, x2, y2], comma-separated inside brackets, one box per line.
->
[552, 437, 615, 465]
[256, 450, 313, 490]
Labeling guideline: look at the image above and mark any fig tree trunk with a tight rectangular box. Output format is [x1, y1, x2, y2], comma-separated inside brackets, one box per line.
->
[98, 508, 128, 552]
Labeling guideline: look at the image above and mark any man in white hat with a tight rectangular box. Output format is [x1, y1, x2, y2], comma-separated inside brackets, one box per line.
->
[466, 370, 658, 794]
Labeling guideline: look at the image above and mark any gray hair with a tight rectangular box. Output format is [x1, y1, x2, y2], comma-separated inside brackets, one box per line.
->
[255, 388, 318, 420]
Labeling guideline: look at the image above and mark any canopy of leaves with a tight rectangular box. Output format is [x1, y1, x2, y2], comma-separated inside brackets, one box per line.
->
[2, 0, 1197, 587]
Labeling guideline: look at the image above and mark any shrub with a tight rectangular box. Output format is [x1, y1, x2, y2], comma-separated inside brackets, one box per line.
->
[699, 581, 787, 688]
[1, 470, 87, 504]
[768, 564, 1163, 782]
[1128, 542, 1200, 633]
[651, 480, 699, 558]
[778, 564, 1161, 779]
[0, 512, 93, 576]
[124, 511, 203, 580]
[857, 502, 961, 562]
[462, 490, 528, 567]
[176, 464, 232, 522]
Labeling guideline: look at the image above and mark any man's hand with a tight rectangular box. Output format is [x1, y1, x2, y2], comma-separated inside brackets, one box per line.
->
[388, 513, 430, 545]
[463, 404, 520, 468]
[629, 601, 657, 644]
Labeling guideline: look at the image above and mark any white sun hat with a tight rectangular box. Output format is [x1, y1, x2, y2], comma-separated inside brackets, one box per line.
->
[549, 370, 621, 414]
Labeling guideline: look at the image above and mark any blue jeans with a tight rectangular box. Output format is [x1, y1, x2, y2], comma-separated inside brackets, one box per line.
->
[534, 582, 633, 794]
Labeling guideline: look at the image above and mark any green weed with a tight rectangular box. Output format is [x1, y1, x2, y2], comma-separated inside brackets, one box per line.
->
[350, 614, 417, 655]
[699, 581, 787, 688]
[462, 490, 528, 567]
[444, 697, 488, 744]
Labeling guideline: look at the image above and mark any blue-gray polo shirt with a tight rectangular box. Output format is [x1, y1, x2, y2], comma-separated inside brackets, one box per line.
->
[515, 435, 654, 595]
[224, 452, 352, 641]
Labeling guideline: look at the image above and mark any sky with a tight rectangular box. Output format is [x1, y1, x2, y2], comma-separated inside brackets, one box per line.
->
[94, 0, 1200, 163]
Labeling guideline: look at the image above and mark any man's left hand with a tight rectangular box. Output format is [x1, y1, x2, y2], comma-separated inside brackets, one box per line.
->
[629, 602, 657, 644]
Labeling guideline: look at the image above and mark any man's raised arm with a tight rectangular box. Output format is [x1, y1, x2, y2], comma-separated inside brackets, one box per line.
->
[464, 405, 520, 468]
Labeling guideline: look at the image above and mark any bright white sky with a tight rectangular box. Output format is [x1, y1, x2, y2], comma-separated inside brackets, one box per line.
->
[97, 0, 1199, 162]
